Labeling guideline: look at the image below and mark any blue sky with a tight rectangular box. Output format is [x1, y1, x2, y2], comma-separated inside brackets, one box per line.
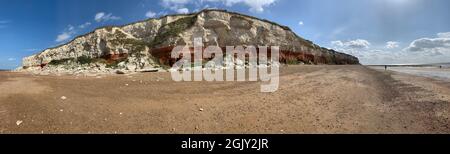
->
[1, 0, 450, 69]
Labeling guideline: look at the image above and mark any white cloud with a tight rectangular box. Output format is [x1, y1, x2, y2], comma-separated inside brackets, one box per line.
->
[411, 32, 450, 55]
[68, 25, 75, 31]
[25, 48, 38, 52]
[55, 32, 72, 42]
[330, 46, 401, 65]
[298, 21, 304, 26]
[176, 8, 190, 14]
[331, 39, 405, 65]
[78, 22, 91, 29]
[161, 0, 190, 11]
[158, 11, 169, 16]
[228, 0, 277, 12]
[55, 25, 78, 42]
[330, 33, 450, 65]
[160, 0, 277, 13]
[193, 4, 218, 12]
[7, 58, 16, 61]
[437, 32, 450, 38]
[145, 10, 157, 18]
[403, 32, 450, 53]
[94, 12, 105, 21]
[95, 12, 121, 22]
[386, 41, 400, 49]
[346, 39, 370, 49]
[332, 39, 370, 49]
[55, 22, 93, 43]
[331, 41, 344, 47]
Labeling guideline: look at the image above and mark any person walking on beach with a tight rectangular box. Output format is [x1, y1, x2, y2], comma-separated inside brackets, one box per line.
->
[440, 65, 442, 69]
[385, 65, 387, 70]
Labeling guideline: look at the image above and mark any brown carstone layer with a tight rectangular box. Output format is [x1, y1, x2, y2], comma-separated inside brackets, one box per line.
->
[149, 46, 360, 66]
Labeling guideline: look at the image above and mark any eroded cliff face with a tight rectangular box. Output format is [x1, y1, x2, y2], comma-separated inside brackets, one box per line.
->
[20, 9, 359, 74]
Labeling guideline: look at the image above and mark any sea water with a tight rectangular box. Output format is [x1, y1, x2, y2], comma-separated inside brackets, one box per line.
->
[371, 66, 450, 81]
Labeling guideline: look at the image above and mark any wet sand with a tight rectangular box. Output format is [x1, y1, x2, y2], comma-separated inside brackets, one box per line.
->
[371, 66, 450, 81]
[0, 65, 449, 133]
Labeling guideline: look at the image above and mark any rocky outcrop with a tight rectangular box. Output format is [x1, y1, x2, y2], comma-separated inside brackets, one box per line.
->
[20, 9, 359, 74]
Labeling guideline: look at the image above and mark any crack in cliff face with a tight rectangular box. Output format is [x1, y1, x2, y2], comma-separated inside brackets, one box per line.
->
[19, 9, 359, 74]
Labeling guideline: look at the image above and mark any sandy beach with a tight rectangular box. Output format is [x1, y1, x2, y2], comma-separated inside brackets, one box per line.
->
[0, 65, 449, 134]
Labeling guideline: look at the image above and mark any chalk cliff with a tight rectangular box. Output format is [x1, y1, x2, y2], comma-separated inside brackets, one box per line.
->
[20, 9, 359, 74]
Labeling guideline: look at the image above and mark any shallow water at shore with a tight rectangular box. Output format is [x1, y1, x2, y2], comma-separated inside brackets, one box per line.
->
[370, 66, 450, 81]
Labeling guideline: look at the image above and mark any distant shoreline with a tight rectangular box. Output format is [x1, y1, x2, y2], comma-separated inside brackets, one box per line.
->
[367, 65, 436, 67]
[369, 66, 450, 82]
[367, 63, 450, 67]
